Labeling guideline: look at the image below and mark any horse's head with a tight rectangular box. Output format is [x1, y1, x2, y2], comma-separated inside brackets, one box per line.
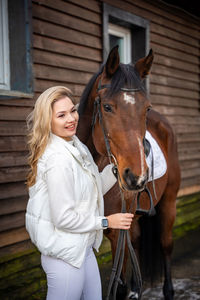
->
[78, 46, 154, 191]
[79, 47, 153, 190]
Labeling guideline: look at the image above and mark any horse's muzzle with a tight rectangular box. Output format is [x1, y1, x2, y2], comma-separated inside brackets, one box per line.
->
[123, 168, 148, 191]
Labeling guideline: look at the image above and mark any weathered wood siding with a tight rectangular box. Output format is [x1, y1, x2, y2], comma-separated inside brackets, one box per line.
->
[33, 0, 102, 102]
[0, 0, 199, 297]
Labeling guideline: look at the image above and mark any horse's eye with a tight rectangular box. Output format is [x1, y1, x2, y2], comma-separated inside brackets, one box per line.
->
[147, 106, 152, 112]
[103, 104, 112, 112]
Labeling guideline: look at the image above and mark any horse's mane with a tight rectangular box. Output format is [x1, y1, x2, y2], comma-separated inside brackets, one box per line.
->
[78, 62, 145, 116]
[107, 63, 145, 97]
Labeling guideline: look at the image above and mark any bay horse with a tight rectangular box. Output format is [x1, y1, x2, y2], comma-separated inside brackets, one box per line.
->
[77, 46, 180, 300]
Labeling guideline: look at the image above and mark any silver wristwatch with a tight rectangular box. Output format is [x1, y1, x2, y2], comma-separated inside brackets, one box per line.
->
[101, 218, 108, 229]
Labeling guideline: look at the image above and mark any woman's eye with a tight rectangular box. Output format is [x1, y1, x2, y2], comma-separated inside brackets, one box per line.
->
[103, 104, 112, 112]
[58, 114, 65, 118]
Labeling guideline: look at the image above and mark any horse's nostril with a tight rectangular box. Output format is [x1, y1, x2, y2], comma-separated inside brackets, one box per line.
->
[123, 168, 148, 190]
[136, 183, 145, 190]
[123, 168, 138, 189]
[124, 168, 130, 175]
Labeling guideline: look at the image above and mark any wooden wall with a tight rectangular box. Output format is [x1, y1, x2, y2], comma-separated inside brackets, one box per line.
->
[33, 0, 102, 102]
[0, 0, 199, 297]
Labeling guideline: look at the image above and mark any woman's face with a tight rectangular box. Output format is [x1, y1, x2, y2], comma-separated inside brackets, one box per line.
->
[51, 97, 79, 140]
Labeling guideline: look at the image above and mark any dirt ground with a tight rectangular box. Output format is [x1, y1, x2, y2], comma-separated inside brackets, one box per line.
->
[100, 228, 200, 299]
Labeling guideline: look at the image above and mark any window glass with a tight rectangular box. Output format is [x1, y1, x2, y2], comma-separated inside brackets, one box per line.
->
[0, 0, 33, 98]
[0, 0, 10, 90]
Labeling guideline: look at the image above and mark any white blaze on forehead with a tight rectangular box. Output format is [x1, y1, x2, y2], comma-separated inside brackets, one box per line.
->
[123, 92, 135, 105]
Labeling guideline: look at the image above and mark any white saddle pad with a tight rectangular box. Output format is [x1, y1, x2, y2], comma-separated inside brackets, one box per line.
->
[145, 130, 167, 182]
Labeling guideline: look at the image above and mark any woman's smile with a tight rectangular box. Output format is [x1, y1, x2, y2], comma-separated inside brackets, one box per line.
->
[51, 97, 79, 140]
[65, 123, 76, 130]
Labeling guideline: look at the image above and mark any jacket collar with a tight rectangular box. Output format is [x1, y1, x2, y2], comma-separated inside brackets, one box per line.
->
[50, 133, 90, 166]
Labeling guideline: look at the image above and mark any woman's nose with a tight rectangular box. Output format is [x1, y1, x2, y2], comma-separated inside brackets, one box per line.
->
[66, 113, 75, 122]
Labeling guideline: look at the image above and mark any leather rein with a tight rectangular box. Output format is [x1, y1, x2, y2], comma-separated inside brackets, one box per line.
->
[92, 78, 156, 300]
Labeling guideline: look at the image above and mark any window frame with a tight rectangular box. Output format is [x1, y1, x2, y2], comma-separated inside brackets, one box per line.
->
[103, 3, 150, 91]
[0, 0, 33, 99]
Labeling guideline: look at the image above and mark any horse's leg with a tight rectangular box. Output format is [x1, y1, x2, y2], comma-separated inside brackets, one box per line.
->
[159, 189, 177, 300]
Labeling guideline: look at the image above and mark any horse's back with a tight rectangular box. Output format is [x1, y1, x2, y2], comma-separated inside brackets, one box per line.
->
[147, 109, 176, 151]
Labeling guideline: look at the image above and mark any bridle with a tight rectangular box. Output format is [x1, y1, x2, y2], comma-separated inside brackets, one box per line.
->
[92, 78, 156, 212]
[92, 79, 143, 171]
[92, 78, 156, 300]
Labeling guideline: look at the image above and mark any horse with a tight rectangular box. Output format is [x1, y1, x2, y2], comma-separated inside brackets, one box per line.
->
[77, 46, 181, 300]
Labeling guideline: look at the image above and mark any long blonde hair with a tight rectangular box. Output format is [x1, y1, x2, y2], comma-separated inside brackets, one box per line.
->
[26, 86, 75, 187]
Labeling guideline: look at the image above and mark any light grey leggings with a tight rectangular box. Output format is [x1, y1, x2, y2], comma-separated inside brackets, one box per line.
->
[41, 247, 102, 300]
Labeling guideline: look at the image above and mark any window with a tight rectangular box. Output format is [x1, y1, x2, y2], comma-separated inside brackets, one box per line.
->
[0, 0, 33, 98]
[109, 23, 131, 64]
[0, 0, 10, 90]
[103, 3, 149, 73]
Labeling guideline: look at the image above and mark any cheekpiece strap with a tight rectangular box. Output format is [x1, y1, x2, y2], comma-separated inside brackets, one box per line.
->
[97, 79, 111, 91]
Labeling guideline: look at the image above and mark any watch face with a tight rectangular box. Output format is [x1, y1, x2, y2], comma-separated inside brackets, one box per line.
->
[102, 218, 108, 228]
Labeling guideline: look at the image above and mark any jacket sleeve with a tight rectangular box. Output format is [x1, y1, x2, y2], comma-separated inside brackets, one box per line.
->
[45, 153, 104, 233]
[100, 164, 117, 195]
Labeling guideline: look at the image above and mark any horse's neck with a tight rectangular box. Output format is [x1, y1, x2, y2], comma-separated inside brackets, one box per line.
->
[77, 115, 90, 142]
[77, 114, 108, 168]
[77, 115, 97, 157]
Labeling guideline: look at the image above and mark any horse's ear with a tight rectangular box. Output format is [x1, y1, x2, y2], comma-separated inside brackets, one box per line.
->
[134, 49, 154, 79]
[104, 45, 120, 78]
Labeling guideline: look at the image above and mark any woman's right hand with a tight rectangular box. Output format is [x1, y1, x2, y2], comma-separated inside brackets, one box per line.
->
[106, 213, 134, 230]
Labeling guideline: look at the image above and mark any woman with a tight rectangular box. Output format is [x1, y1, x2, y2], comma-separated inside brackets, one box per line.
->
[25, 86, 133, 300]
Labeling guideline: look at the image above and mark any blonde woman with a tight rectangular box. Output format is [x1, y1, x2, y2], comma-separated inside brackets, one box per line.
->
[25, 86, 133, 300]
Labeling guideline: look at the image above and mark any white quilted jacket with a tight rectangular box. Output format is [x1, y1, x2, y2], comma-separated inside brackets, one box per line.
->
[25, 133, 116, 268]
